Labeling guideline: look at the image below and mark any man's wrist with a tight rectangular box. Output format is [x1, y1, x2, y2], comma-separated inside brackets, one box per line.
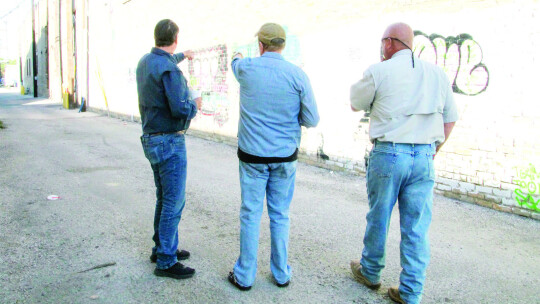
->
[232, 52, 243, 60]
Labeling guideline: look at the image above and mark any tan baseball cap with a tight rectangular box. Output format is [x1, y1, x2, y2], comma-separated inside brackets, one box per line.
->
[256, 23, 286, 46]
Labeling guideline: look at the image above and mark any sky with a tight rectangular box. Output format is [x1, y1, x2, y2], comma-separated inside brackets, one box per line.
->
[0, 0, 31, 59]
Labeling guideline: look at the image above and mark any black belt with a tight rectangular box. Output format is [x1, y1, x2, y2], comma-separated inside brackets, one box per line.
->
[237, 148, 298, 164]
[148, 130, 186, 136]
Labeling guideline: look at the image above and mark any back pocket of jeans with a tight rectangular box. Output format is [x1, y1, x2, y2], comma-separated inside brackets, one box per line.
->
[368, 150, 397, 178]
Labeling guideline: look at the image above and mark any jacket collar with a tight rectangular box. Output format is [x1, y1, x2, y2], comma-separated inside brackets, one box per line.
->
[392, 49, 413, 59]
[151, 47, 173, 58]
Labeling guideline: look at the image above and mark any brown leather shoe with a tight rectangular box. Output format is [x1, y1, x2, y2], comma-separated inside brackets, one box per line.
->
[388, 287, 406, 304]
[350, 260, 381, 290]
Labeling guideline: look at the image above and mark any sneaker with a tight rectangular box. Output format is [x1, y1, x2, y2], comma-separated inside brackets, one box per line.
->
[228, 272, 251, 291]
[388, 287, 406, 304]
[154, 262, 195, 280]
[350, 260, 381, 290]
[150, 249, 190, 263]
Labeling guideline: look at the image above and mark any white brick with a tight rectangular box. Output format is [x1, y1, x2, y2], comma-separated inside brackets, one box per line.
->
[502, 197, 517, 207]
[436, 184, 452, 191]
[484, 179, 501, 188]
[437, 177, 459, 188]
[477, 186, 493, 195]
[457, 182, 475, 192]
[493, 189, 512, 198]
[484, 194, 503, 203]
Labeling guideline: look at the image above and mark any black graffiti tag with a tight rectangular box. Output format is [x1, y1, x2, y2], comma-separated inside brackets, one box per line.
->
[413, 31, 489, 96]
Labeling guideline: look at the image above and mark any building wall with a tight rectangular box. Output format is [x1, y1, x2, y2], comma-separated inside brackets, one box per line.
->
[19, 9, 34, 96]
[48, 0, 62, 102]
[84, 0, 540, 219]
[35, 0, 49, 97]
[18, 0, 49, 97]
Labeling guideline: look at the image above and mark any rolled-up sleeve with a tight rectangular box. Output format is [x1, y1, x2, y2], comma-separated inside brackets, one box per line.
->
[172, 52, 186, 64]
[350, 70, 376, 112]
[231, 57, 244, 81]
[163, 70, 198, 120]
[298, 72, 320, 128]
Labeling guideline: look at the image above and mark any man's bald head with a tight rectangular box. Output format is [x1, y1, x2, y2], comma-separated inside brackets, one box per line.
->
[380, 22, 414, 61]
[383, 22, 414, 49]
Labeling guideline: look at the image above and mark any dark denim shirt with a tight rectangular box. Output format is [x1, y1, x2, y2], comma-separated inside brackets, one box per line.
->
[136, 48, 198, 134]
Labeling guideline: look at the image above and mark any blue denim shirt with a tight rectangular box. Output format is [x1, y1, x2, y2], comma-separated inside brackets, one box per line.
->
[137, 48, 198, 134]
[232, 52, 320, 158]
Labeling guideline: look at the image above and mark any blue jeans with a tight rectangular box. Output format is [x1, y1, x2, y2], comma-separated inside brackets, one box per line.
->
[141, 133, 187, 270]
[360, 141, 436, 304]
[233, 160, 297, 287]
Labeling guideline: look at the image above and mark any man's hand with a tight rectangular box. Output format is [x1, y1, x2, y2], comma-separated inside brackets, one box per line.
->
[434, 121, 456, 159]
[183, 50, 195, 60]
[194, 97, 202, 110]
[232, 52, 244, 60]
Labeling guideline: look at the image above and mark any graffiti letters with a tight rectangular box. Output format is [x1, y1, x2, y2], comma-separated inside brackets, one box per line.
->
[187, 44, 229, 126]
[513, 164, 540, 212]
[413, 31, 489, 96]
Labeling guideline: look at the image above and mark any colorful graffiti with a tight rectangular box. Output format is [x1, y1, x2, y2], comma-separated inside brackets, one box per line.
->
[513, 164, 540, 212]
[187, 44, 229, 126]
[413, 31, 489, 96]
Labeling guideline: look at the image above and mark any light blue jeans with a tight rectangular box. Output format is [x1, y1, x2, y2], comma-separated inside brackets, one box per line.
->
[360, 141, 436, 304]
[233, 160, 297, 287]
[141, 133, 187, 270]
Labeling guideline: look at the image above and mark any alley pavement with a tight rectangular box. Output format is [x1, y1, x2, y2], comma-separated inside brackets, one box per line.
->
[1, 88, 539, 304]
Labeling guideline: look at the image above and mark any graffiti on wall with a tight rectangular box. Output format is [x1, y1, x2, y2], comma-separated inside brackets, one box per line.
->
[413, 31, 489, 96]
[187, 44, 229, 126]
[513, 164, 540, 212]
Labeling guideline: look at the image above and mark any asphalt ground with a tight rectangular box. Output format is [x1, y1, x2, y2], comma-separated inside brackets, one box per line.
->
[1, 88, 539, 303]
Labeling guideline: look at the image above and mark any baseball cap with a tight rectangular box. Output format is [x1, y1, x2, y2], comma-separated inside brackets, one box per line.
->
[256, 23, 286, 46]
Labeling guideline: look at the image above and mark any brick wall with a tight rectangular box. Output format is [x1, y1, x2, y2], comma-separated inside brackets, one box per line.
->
[83, 0, 540, 219]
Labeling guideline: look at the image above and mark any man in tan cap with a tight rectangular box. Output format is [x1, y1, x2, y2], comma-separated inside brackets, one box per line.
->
[349, 22, 458, 304]
[227, 23, 319, 291]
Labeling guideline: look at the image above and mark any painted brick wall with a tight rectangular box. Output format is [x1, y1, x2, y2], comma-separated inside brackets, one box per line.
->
[83, 0, 540, 219]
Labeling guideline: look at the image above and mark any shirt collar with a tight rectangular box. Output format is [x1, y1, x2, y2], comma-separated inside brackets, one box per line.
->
[151, 47, 173, 58]
[392, 49, 413, 59]
[262, 52, 284, 60]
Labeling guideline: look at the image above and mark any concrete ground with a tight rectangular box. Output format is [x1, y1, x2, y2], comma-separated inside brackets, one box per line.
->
[0, 88, 539, 304]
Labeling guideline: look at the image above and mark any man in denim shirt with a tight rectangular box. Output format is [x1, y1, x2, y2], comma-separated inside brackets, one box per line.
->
[349, 23, 458, 304]
[227, 23, 320, 290]
[136, 19, 201, 280]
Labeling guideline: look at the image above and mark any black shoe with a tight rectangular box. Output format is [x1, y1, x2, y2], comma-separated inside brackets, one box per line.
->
[150, 249, 190, 263]
[154, 262, 195, 280]
[228, 272, 251, 291]
[276, 279, 290, 288]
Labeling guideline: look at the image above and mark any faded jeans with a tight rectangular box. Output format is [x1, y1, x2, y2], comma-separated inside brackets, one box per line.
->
[233, 160, 297, 287]
[141, 133, 187, 270]
[360, 141, 436, 304]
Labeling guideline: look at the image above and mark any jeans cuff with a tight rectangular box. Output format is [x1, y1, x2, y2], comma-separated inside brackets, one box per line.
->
[156, 258, 177, 270]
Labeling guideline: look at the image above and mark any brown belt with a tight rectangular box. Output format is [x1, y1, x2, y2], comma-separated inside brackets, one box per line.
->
[148, 130, 186, 136]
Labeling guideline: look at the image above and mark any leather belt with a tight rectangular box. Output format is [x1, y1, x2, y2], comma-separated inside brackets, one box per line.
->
[148, 130, 186, 136]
